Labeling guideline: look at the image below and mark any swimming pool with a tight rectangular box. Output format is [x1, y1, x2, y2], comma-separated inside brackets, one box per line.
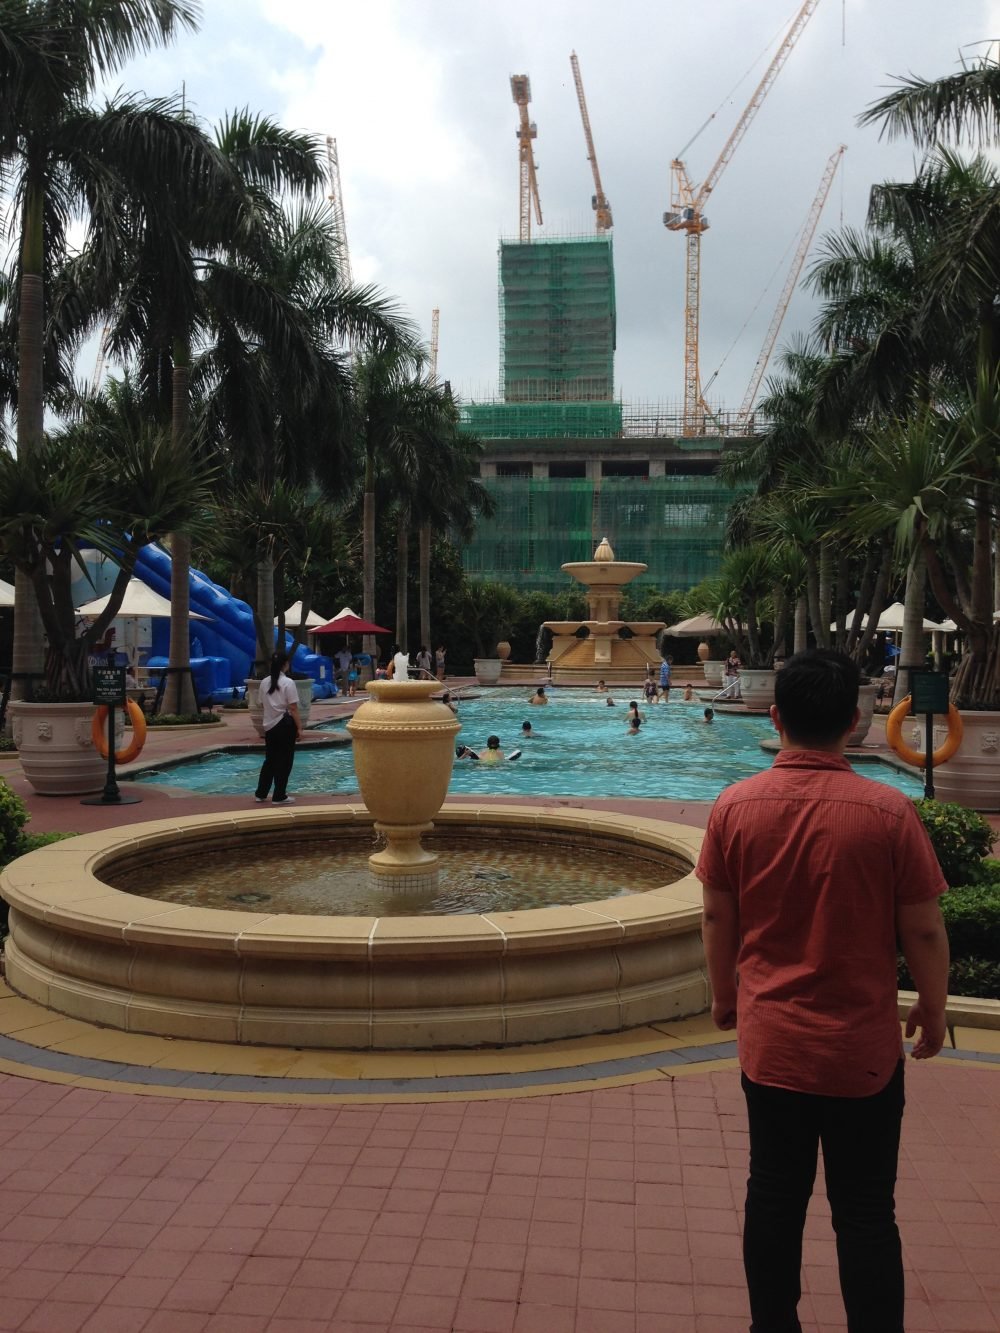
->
[136, 689, 922, 801]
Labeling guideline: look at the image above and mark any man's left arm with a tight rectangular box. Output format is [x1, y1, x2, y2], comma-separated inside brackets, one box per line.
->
[701, 885, 739, 1030]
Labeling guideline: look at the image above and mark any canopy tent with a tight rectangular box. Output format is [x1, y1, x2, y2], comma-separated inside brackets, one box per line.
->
[313, 606, 391, 635]
[76, 579, 210, 621]
[663, 613, 729, 637]
[0, 578, 14, 608]
[274, 601, 328, 629]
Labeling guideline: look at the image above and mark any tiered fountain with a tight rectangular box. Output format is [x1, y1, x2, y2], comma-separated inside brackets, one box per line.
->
[543, 538, 666, 684]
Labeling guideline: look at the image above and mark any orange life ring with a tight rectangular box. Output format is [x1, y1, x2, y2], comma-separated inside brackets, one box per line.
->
[92, 699, 148, 765]
[885, 694, 963, 768]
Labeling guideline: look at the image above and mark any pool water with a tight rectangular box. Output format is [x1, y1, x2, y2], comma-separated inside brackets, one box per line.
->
[108, 832, 684, 916]
[136, 688, 922, 801]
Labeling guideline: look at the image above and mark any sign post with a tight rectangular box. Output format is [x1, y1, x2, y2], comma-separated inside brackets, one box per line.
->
[82, 667, 140, 807]
[909, 669, 950, 801]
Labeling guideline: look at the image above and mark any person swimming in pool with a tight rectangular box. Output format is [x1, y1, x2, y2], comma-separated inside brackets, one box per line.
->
[626, 715, 642, 737]
[459, 736, 521, 764]
[520, 720, 538, 739]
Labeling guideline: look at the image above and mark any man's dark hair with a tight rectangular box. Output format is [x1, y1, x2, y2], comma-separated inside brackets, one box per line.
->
[774, 649, 860, 745]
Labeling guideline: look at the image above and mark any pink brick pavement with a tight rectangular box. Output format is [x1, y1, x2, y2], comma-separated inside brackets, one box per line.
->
[0, 1060, 997, 1331]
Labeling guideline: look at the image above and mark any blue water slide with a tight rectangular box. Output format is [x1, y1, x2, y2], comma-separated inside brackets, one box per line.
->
[133, 545, 333, 694]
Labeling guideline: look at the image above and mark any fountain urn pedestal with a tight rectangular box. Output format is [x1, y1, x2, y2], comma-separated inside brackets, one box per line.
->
[346, 680, 460, 885]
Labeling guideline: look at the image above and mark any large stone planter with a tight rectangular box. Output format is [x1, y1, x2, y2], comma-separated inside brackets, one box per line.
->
[904, 709, 1000, 812]
[846, 683, 878, 747]
[245, 676, 313, 738]
[474, 658, 503, 686]
[703, 660, 725, 688]
[347, 680, 460, 879]
[738, 668, 776, 709]
[10, 700, 124, 796]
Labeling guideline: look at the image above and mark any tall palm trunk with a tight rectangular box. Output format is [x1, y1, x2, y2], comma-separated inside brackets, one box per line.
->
[395, 512, 408, 650]
[256, 551, 275, 669]
[994, 523, 1000, 611]
[816, 543, 833, 649]
[418, 521, 432, 653]
[362, 446, 376, 659]
[165, 348, 196, 713]
[894, 548, 927, 706]
[12, 171, 46, 697]
[793, 596, 808, 653]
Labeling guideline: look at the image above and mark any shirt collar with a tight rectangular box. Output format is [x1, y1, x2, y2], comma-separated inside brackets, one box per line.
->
[772, 750, 852, 772]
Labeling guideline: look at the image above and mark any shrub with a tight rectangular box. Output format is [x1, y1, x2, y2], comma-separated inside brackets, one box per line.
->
[0, 777, 29, 864]
[912, 799, 996, 886]
[940, 884, 1000, 960]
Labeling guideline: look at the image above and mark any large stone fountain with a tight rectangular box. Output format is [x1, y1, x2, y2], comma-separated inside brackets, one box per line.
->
[0, 679, 709, 1049]
[544, 537, 666, 681]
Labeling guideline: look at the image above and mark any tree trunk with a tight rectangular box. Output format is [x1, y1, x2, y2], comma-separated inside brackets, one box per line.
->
[362, 487, 376, 659]
[816, 543, 832, 649]
[894, 548, 926, 707]
[256, 552, 275, 669]
[994, 522, 1000, 612]
[805, 551, 823, 650]
[395, 512, 408, 650]
[793, 596, 808, 654]
[11, 174, 46, 698]
[418, 521, 432, 653]
[165, 352, 196, 714]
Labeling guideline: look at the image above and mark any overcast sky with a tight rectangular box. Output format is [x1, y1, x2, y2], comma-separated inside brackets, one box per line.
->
[113, 0, 1000, 411]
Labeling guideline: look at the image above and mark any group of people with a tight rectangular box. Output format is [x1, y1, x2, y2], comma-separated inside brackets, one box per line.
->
[332, 643, 448, 694]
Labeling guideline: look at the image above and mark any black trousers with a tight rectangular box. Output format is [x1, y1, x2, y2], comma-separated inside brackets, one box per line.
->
[255, 714, 297, 801]
[741, 1060, 905, 1333]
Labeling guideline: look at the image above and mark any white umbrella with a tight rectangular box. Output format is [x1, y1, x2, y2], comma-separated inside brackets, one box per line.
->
[0, 577, 15, 608]
[76, 578, 210, 620]
[875, 601, 940, 633]
[829, 611, 869, 633]
[274, 601, 328, 629]
[664, 613, 729, 637]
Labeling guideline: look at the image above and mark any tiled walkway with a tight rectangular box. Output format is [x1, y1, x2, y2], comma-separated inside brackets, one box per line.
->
[0, 1061, 998, 1332]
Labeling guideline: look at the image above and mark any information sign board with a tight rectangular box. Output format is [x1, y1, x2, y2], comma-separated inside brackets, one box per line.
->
[93, 666, 126, 706]
[910, 670, 950, 715]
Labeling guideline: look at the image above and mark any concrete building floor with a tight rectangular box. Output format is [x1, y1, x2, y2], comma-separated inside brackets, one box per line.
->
[0, 685, 998, 1331]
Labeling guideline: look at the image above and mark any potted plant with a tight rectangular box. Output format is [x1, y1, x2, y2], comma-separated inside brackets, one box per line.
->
[0, 423, 214, 794]
[457, 580, 520, 685]
[714, 545, 791, 709]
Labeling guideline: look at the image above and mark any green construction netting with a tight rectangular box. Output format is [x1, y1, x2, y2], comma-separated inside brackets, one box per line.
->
[461, 400, 623, 439]
[463, 476, 737, 593]
[500, 237, 616, 402]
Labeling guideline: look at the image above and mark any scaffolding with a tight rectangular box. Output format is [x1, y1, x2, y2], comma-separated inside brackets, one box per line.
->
[460, 399, 758, 440]
[462, 475, 738, 593]
[499, 234, 616, 404]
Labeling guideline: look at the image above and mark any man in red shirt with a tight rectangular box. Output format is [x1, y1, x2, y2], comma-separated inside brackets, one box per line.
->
[696, 649, 949, 1333]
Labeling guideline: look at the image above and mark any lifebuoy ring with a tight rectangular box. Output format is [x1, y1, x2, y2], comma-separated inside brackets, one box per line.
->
[92, 700, 148, 765]
[885, 694, 963, 768]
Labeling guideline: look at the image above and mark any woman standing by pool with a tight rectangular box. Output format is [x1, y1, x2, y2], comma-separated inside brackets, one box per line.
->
[254, 652, 303, 806]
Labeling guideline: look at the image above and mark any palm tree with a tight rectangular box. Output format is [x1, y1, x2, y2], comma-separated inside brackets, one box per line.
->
[860, 54, 1000, 149]
[0, 0, 199, 694]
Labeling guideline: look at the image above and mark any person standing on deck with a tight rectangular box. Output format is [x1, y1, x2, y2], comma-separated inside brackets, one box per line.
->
[696, 649, 949, 1333]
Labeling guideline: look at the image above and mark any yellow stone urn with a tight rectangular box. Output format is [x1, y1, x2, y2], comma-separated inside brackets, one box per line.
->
[346, 679, 460, 884]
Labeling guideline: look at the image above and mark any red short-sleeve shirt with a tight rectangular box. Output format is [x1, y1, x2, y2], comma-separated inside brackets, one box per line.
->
[695, 750, 947, 1097]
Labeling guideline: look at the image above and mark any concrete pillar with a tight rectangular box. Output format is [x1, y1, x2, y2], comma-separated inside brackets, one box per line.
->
[480, 461, 497, 478]
[649, 459, 666, 477]
[532, 461, 547, 479]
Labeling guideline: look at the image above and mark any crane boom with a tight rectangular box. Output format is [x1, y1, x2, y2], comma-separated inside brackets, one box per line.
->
[510, 74, 542, 243]
[569, 51, 612, 231]
[697, 0, 821, 209]
[739, 145, 845, 424]
[663, 0, 821, 435]
[325, 135, 353, 287]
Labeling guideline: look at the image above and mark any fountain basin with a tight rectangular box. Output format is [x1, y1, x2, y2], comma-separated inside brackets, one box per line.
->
[1, 804, 708, 1049]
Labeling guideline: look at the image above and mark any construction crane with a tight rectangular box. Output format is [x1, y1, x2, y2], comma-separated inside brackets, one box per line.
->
[569, 51, 612, 231]
[510, 75, 542, 243]
[429, 308, 440, 380]
[325, 135, 353, 287]
[738, 145, 845, 427]
[663, 0, 821, 436]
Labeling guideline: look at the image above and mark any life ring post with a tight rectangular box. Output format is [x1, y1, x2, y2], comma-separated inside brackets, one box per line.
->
[82, 665, 142, 807]
[884, 669, 962, 799]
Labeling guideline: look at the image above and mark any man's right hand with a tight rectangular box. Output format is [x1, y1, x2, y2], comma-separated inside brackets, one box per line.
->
[711, 998, 737, 1031]
[905, 1002, 947, 1059]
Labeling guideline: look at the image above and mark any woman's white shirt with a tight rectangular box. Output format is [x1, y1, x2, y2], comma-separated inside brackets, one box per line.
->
[261, 674, 298, 731]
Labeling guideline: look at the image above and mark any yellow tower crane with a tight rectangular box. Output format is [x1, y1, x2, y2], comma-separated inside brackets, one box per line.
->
[569, 51, 612, 231]
[738, 145, 845, 427]
[663, 0, 821, 436]
[325, 135, 353, 287]
[510, 74, 542, 243]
